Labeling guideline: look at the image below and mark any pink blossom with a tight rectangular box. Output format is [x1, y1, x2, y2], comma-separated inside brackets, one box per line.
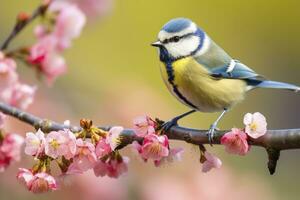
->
[154, 147, 184, 167]
[243, 112, 267, 139]
[17, 168, 58, 193]
[45, 129, 76, 159]
[133, 115, 156, 137]
[34, 25, 48, 39]
[221, 128, 250, 156]
[25, 129, 45, 156]
[93, 156, 129, 178]
[69, 0, 113, 19]
[0, 112, 6, 128]
[29, 172, 58, 193]
[0, 133, 24, 171]
[95, 139, 112, 158]
[67, 139, 97, 174]
[41, 52, 67, 84]
[28, 35, 67, 84]
[1, 82, 36, 110]
[28, 35, 57, 65]
[133, 134, 169, 161]
[17, 168, 34, 187]
[50, 1, 86, 50]
[106, 126, 123, 151]
[202, 152, 222, 173]
[0, 52, 18, 92]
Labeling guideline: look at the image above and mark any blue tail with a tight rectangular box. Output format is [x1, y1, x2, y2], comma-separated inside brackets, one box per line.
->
[256, 80, 300, 92]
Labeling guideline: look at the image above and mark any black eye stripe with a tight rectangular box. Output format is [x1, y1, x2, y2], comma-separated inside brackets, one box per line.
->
[161, 33, 194, 44]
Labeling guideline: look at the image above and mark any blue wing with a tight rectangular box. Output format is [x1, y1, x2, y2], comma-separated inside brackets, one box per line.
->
[210, 61, 265, 86]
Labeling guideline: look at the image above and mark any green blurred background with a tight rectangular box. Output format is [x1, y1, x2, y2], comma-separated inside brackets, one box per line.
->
[0, 0, 300, 199]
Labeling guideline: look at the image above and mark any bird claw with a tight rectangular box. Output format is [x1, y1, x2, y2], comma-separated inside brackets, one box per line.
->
[161, 119, 178, 134]
[207, 123, 218, 145]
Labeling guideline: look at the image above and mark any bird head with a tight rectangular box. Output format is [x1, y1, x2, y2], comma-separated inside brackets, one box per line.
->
[152, 18, 206, 62]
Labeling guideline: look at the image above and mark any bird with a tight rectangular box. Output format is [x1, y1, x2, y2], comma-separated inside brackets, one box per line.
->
[151, 17, 300, 143]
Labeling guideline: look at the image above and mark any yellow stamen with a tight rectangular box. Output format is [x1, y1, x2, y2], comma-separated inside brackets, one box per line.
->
[50, 139, 60, 149]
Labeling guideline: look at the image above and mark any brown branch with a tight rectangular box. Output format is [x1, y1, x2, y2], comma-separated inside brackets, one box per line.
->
[0, 102, 299, 174]
[0, 2, 49, 51]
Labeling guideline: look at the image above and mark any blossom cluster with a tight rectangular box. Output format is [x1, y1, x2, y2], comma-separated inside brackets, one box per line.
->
[0, 52, 36, 110]
[0, 113, 24, 172]
[27, 0, 86, 85]
[221, 112, 267, 156]
[132, 116, 183, 167]
[17, 120, 129, 193]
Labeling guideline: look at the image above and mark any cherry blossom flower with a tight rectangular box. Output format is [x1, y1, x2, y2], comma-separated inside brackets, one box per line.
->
[0, 52, 18, 92]
[17, 168, 58, 193]
[154, 147, 184, 167]
[221, 128, 250, 156]
[243, 112, 267, 139]
[0, 133, 24, 171]
[133, 115, 156, 137]
[67, 139, 97, 174]
[201, 152, 222, 173]
[1, 82, 36, 110]
[45, 130, 76, 159]
[106, 126, 123, 151]
[93, 156, 129, 178]
[28, 35, 67, 84]
[95, 139, 112, 158]
[50, 1, 86, 50]
[25, 129, 45, 156]
[69, 0, 113, 19]
[133, 133, 169, 162]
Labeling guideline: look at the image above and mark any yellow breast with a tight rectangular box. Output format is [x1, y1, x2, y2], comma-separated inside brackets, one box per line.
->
[160, 57, 247, 112]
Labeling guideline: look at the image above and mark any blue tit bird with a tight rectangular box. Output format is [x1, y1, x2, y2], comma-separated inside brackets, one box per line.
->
[151, 18, 300, 143]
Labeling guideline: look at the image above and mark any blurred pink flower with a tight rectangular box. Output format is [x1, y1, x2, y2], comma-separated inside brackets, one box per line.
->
[0, 133, 24, 171]
[0, 52, 18, 92]
[202, 152, 222, 173]
[67, 139, 97, 174]
[17, 168, 58, 193]
[133, 115, 156, 137]
[243, 112, 267, 139]
[33, 25, 48, 39]
[154, 147, 184, 167]
[133, 134, 169, 162]
[221, 128, 250, 156]
[93, 156, 129, 178]
[95, 139, 111, 158]
[69, 0, 113, 19]
[28, 35, 67, 84]
[45, 129, 76, 159]
[106, 126, 123, 151]
[50, 1, 86, 50]
[0, 112, 6, 128]
[1, 82, 36, 110]
[25, 129, 45, 156]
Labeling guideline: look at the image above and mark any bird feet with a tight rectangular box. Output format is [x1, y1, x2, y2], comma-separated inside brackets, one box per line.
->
[207, 123, 218, 145]
[160, 118, 179, 134]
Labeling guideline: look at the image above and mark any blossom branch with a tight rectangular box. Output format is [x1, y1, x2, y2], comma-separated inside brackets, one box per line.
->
[0, 101, 299, 174]
[0, 2, 50, 51]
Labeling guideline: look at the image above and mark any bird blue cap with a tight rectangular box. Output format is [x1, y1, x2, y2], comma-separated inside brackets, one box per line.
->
[162, 18, 193, 33]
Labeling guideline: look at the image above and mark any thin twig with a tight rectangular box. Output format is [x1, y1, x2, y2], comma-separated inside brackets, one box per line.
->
[0, 3, 49, 50]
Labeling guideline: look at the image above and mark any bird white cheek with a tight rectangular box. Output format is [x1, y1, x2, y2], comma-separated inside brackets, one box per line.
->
[165, 36, 200, 58]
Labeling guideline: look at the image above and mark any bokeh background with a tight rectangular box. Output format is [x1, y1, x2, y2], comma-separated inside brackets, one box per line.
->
[0, 0, 300, 199]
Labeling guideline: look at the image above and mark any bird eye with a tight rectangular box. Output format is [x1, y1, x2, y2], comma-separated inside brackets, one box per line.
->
[173, 36, 180, 42]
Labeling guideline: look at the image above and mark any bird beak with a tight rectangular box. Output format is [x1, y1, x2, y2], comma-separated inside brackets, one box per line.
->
[151, 41, 162, 47]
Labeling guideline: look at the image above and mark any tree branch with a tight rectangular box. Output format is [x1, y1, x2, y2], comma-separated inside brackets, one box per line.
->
[0, 102, 299, 174]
